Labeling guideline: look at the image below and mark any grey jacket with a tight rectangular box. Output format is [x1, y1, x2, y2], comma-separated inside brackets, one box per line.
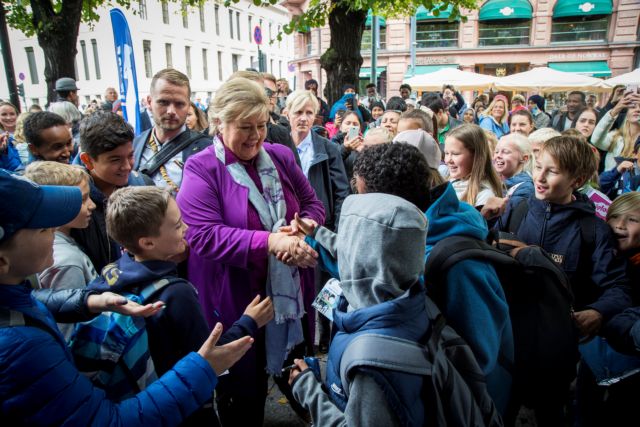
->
[307, 132, 350, 231]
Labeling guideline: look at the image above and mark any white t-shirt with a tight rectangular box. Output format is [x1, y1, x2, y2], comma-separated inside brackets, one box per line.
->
[451, 179, 496, 207]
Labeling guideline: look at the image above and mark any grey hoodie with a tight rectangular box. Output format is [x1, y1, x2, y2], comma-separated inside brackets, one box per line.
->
[292, 193, 428, 426]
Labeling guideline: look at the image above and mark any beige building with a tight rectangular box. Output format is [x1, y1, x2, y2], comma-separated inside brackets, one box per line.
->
[287, 0, 640, 99]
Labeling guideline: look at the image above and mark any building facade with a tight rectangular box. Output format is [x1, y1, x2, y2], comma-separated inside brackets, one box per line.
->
[0, 0, 295, 109]
[287, 0, 640, 98]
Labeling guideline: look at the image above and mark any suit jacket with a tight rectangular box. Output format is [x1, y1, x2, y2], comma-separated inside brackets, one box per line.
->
[133, 127, 212, 172]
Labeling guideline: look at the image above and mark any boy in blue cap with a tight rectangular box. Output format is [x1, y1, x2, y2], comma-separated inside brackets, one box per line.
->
[0, 170, 253, 425]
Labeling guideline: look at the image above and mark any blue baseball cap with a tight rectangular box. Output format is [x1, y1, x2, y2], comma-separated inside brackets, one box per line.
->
[0, 170, 82, 244]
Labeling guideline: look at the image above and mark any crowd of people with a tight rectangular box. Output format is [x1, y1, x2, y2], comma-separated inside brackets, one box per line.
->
[1, 67, 639, 427]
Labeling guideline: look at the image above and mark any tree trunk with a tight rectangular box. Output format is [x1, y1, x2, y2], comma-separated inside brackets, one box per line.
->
[320, 3, 366, 106]
[31, 0, 82, 104]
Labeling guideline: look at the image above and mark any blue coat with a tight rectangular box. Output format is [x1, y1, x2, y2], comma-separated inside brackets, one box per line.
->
[0, 140, 22, 172]
[504, 172, 534, 207]
[0, 282, 217, 426]
[479, 116, 509, 138]
[599, 165, 640, 199]
[425, 183, 513, 414]
[500, 195, 632, 321]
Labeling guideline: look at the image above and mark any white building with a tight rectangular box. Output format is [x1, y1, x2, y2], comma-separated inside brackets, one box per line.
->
[0, 0, 295, 109]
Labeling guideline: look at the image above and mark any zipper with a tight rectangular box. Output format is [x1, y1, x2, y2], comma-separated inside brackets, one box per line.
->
[539, 203, 551, 247]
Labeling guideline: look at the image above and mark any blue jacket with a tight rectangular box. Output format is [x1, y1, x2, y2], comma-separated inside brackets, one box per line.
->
[425, 183, 513, 414]
[0, 282, 217, 426]
[329, 94, 362, 122]
[500, 195, 632, 321]
[87, 254, 257, 376]
[326, 286, 429, 426]
[479, 116, 509, 138]
[0, 140, 22, 172]
[504, 172, 534, 207]
[599, 165, 640, 199]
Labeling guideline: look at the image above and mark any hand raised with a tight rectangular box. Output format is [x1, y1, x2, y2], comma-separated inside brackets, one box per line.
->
[87, 292, 165, 317]
[197, 323, 254, 375]
[243, 295, 274, 328]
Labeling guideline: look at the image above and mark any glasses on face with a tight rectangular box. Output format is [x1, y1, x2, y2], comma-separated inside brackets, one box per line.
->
[264, 88, 276, 99]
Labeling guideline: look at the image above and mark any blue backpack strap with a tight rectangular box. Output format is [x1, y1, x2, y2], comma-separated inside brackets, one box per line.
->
[138, 277, 179, 302]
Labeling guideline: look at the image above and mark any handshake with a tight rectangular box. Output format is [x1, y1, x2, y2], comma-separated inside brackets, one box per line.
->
[267, 214, 319, 268]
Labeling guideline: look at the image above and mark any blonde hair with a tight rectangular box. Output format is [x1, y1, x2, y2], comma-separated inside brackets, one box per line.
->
[448, 124, 503, 205]
[229, 70, 262, 82]
[363, 127, 393, 145]
[528, 128, 561, 145]
[208, 78, 270, 136]
[498, 133, 534, 175]
[483, 130, 499, 153]
[611, 112, 639, 158]
[285, 90, 319, 116]
[24, 161, 89, 187]
[106, 186, 172, 254]
[13, 112, 31, 145]
[151, 68, 191, 95]
[484, 97, 509, 125]
[607, 192, 640, 222]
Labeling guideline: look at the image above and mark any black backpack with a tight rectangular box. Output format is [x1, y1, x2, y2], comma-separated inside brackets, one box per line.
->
[425, 230, 579, 407]
[339, 293, 504, 427]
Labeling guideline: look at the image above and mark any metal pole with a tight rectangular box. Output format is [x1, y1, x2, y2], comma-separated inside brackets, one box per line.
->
[409, 16, 416, 77]
[0, 3, 20, 111]
[371, 16, 378, 89]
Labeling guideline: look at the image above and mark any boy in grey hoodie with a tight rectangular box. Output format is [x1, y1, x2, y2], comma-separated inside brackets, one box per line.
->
[288, 193, 429, 426]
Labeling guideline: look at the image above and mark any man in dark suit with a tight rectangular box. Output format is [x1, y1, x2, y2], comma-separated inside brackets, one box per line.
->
[132, 69, 211, 193]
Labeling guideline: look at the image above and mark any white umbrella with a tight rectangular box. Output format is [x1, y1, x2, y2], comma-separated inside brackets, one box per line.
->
[403, 68, 497, 91]
[603, 68, 640, 86]
[493, 67, 611, 92]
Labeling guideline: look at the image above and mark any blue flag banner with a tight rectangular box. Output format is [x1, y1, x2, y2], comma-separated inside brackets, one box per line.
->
[110, 9, 141, 135]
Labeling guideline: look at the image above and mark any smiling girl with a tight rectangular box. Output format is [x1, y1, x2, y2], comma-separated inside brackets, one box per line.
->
[445, 124, 503, 208]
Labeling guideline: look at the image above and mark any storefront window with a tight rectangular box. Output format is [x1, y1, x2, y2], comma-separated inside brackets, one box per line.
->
[361, 26, 387, 50]
[478, 21, 531, 47]
[551, 17, 608, 43]
[416, 21, 459, 48]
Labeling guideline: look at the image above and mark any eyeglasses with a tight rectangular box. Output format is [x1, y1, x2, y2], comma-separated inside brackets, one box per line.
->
[264, 88, 276, 99]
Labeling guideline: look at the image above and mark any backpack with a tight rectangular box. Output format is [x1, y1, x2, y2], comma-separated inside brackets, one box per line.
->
[68, 277, 177, 400]
[339, 294, 504, 427]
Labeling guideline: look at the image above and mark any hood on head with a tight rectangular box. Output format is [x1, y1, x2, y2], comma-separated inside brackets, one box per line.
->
[337, 193, 428, 310]
[425, 183, 489, 253]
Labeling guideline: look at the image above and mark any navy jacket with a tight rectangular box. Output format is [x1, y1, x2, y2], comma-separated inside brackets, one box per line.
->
[88, 254, 258, 376]
[599, 165, 640, 199]
[0, 283, 218, 425]
[307, 132, 350, 231]
[499, 195, 631, 321]
[0, 140, 22, 171]
[133, 127, 212, 172]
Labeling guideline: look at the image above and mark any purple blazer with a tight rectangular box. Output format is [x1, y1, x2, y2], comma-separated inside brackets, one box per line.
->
[177, 142, 325, 333]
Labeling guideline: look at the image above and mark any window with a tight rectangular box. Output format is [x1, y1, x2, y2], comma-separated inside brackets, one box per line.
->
[361, 25, 387, 50]
[236, 12, 241, 41]
[165, 43, 173, 68]
[278, 25, 281, 47]
[269, 22, 272, 41]
[304, 32, 312, 55]
[416, 21, 458, 48]
[279, 60, 282, 76]
[250, 55, 255, 68]
[551, 17, 609, 43]
[185, 46, 192, 78]
[270, 59, 273, 73]
[85, 95, 91, 105]
[139, 0, 147, 20]
[214, 5, 220, 36]
[74, 58, 79, 81]
[25, 47, 39, 84]
[91, 39, 101, 79]
[80, 40, 90, 80]
[202, 49, 208, 80]
[229, 10, 234, 39]
[143, 40, 152, 78]
[218, 51, 223, 80]
[478, 21, 530, 47]
[162, 0, 169, 24]
[248, 16, 253, 42]
[31, 98, 40, 106]
[232, 54, 239, 72]
[199, 4, 205, 32]
[182, 3, 188, 28]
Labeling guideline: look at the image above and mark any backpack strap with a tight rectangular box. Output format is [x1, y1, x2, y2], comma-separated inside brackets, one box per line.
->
[339, 333, 432, 398]
[0, 307, 27, 328]
[137, 277, 181, 303]
[139, 131, 203, 177]
[506, 199, 529, 234]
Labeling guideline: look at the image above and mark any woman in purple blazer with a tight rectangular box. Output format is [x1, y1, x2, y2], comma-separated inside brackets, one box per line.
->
[177, 77, 325, 426]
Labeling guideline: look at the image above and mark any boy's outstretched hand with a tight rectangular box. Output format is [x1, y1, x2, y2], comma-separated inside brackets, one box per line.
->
[87, 292, 165, 317]
[198, 323, 254, 375]
[243, 295, 274, 328]
[574, 309, 603, 338]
